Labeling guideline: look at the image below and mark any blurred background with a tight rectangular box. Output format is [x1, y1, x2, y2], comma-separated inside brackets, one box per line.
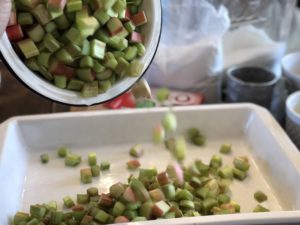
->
[1, 0, 299, 123]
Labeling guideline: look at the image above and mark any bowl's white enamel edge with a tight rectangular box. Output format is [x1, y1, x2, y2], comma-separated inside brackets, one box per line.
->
[0, 1, 162, 106]
[1, 104, 300, 224]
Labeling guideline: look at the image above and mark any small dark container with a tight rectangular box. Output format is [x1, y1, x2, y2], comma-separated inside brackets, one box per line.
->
[226, 67, 278, 108]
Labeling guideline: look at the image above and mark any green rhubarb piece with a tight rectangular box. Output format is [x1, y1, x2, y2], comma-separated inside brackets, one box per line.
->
[129, 144, 144, 158]
[65, 43, 82, 58]
[98, 80, 111, 93]
[91, 165, 100, 177]
[40, 153, 49, 164]
[54, 75, 67, 89]
[123, 210, 138, 220]
[253, 204, 269, 212]
[49, 9, 63, 20]
[135, 43, 145, 57]
[220, 144, 232, 154]
[93, 61, 105, 73]
[156, 88, 170, 102]
[93, 9, 110, 25]
[77, 194, 89, 204]
[14, 212, 30, 225]
[113, 51, 126, 59]
[161, 184, 176, 201]
[233, 156, 250, 171]
[63, 196, 75, 209]
[72, 211, 85, 221]
[50, 211, 63, 225]
[233, 168, 247, 181]
[124, 21, 136, 33]
[107, 17, 123, 36]
[112, 201, 126, 216]
[37, 52, 51, 68]
[18, 0, 39, 9]
[81, 81, 98, 97]
[113, 0, 126, 13]
[57, 147, 69, 157]
[203, 198, 218, 214]
[67, 0, 82, 12]
[46, 201, 57, 211]
[18, 39, 39, 59]
[130, 178, 150, 202]
[33, 4, 51, 25]
[77, 69, 94, 82]
[179, 200, 195, 210]
[100, 161, 110, 170]
[88, 152, 97, 166]
[124, 46, 138, 61]
[65, 153, 81, 166]
[104, 0, 117, 10]
[80, 56, 94, 68]
[54, 14, 70, 30]
[104, 52, 118, 70]
[218, 167, 233, 179]
[218, 194, 231, 204]
[175, 189, 193, 201]
[18, 12, 34, 25]
[115, 57, 129, 77]
[210, 155, 222, 168]
[254, 191, 268, 203]
[67, 79, 84, 91]
[138, 168, 158, 181]
[90, 40, 106, 59]
[164, 212, 176, 219]
[87, 187, 99, 196]
[95, 29, 110, 43]
[109, 183, 125, 198]
[38, 66, 53, 80]
[25, 58, 39, 71]
[126, 59, 143, 77]
[94, 210, 110, 223]
[139, 202, 153, 219]
[95, 69, 112, 81]
[132, 217, 146, 222]
[64, 27, 84, 46]
[43, 33, 61, 53]
[30, 205, 46, 220]
[80, 168, 93, 184]
[81, 39, 90, 56]
[26, 218, 39, 225]
[126, 202, 141, 210]
[162, 111, 177, 133]
[77, 16, 99, 37]
[56, 48, 74, 64]
[108, 36, 128, 50]
[27, 24, 44, 43]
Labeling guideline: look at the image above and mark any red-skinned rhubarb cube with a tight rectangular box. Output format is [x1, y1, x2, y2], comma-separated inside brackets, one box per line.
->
[48, 0, 67, 11]
[157, 172, 170, 186]
[107, 18, 124, 36]
[49, 59, 76, 79]
[130, 32, 144, 43]
[131, 11, 147, 26]
[127, 159, 141, 170]
[120, 8, 131, 22]
[6, 25, 24, 42]
[114, 216, 130, 223]
[8, 11, 17, 26]
[122, 187, 136, 203]
[152, 200, 170, 218]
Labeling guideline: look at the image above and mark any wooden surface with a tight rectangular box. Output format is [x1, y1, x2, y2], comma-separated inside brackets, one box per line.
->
[0, 62, 69, 123]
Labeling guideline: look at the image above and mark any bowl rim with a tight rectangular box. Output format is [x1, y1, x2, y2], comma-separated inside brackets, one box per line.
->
[282, 51, 300, 78]
[0, 1, 162, 106]
[286, 91, 300, 124]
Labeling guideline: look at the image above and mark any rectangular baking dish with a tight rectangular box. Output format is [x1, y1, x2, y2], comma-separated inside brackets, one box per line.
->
[1, 103, 300, 225]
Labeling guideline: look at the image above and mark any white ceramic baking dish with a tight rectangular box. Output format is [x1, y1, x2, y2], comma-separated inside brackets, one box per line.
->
[1, 104, 300, 225]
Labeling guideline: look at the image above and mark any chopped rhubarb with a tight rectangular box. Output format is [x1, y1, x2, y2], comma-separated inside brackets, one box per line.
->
[127, 159, 141, 170]
[114, 216, 130, 223]
[166, 162, 184, 187]
[122, 187, 136, 203]
[152, 200, 170, 218]
[6, 25, 24, 42]
[121, 8, 131, 22]
[107, 18, 124, 36]
[130, 31, 144, 43]
[49, 59, 76, 79]
[48, 0, 67, 12]
[131, 10, 147, 26]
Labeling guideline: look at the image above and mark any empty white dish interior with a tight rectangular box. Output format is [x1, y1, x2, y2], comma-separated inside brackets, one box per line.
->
[1, 104, 300, 225]
[286, 90, 300, 125]
[0, 1, 161, 106]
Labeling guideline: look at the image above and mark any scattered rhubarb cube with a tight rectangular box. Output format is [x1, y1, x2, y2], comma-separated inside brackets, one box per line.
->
[122, 187, 136, 203]
[152, 200, 170, 218]
[107, 17, 124, 36]
[6, 25, 24, 42]
[127, 159, 141, 170]
[166, 162, 184, 187]
[130, 31, 144, 43]
[17, 39, 39, 59]
[131, 10, 147, 26]
[48, 0, 67, 12]
[149, 188, 165, 202]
